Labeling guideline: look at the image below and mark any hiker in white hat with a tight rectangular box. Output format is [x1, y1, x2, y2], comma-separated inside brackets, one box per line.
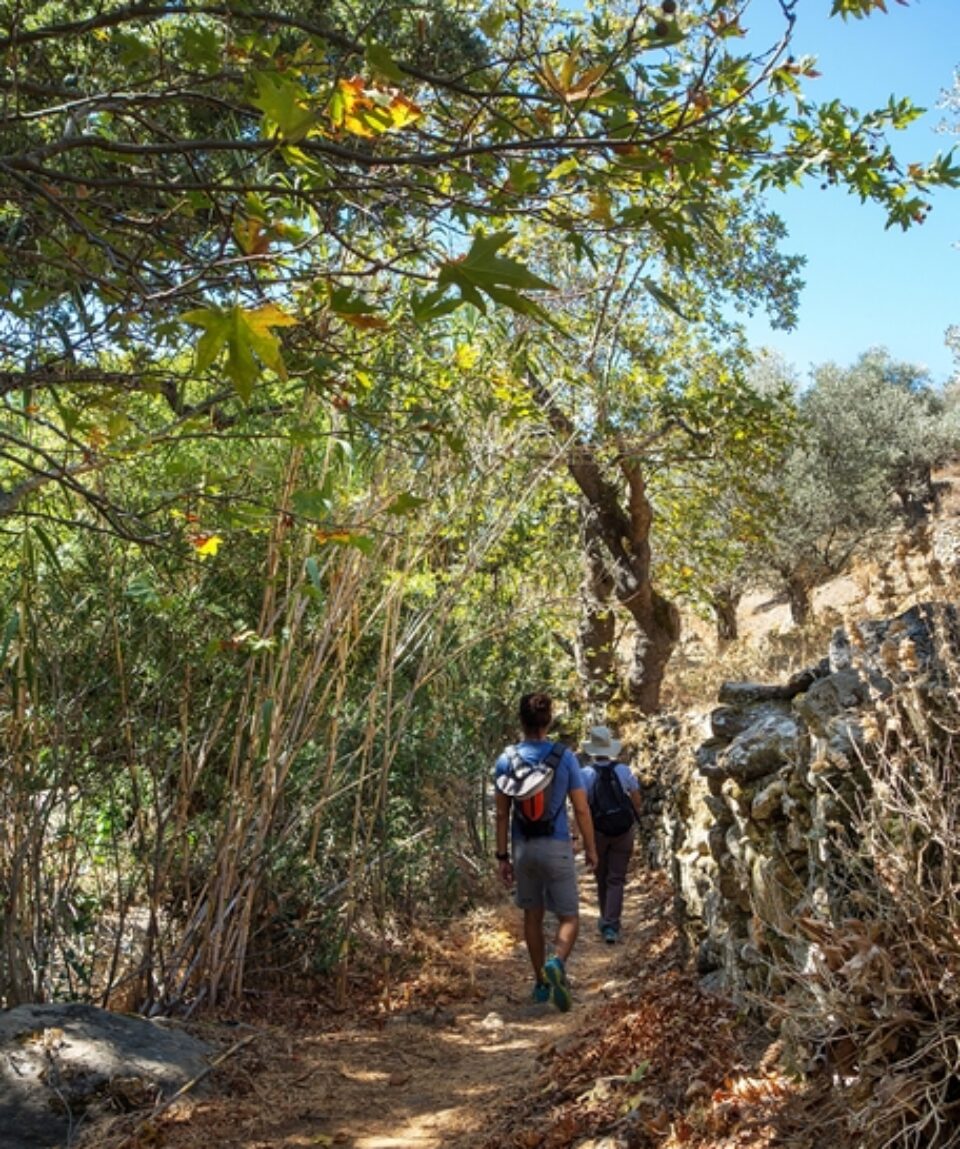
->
[493, 692, 598, 1012]
[581, 724, 642, 944]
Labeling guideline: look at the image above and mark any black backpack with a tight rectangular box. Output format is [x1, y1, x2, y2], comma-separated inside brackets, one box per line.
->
[589, 762, 637, 836]
[502, 743, 566, 838]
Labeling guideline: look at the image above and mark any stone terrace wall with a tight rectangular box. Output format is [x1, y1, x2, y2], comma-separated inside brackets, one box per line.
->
[657, 601, 960, 996]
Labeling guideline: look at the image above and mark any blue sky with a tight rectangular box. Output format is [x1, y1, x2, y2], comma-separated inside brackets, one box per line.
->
[739, 0, 959, 385]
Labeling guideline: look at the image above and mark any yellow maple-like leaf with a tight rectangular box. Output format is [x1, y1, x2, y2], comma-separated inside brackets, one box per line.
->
[241, 303, 299, 379]
[341, 313, 390, 330]
[234, 217, 270, 256]
[538, 57, 610, 102]
[191, 534, 223, 557]
[564, 63, 613, 103]
[244, 302, 298, 331]
[330, 77, 422, 138]
[536, 59, 564, 96]
[386, 92, 422, 130]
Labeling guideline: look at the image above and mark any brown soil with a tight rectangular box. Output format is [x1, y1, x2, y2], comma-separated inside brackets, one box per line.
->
[86, 867, 815, 1149]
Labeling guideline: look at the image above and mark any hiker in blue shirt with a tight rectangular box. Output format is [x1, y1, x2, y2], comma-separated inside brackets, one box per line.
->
[581, 725, 642, 944]
[494, 692, 598, 1012]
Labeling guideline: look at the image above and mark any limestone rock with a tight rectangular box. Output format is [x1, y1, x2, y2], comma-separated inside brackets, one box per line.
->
[750, 778, 786, 822]
[717, 662, 828, 707]
[793, 670, 866, 737]
[721, 710, 802, 784]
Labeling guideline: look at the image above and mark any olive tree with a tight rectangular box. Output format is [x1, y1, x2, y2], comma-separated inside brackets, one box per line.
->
[758, 349, 960, 624]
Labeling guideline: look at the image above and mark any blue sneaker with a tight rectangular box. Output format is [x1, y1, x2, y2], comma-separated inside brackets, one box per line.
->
[531, 980, 550, 1004]
[602, 926, 619, 945]
[543, 956, 572, 1013]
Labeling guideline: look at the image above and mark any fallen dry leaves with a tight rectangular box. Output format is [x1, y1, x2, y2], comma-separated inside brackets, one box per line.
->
[76, 873, 826, 1149]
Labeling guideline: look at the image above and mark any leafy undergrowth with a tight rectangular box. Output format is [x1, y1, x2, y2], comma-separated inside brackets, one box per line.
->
[80, 869, 832, 1149]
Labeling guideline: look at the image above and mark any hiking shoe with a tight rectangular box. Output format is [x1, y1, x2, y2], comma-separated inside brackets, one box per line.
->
[543, 956, 572, 1013]
[531, 980, 550, 1004]
[602, 926, 619, 945]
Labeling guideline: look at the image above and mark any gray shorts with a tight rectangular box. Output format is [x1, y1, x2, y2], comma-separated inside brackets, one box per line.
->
[512, 836, 579, 916]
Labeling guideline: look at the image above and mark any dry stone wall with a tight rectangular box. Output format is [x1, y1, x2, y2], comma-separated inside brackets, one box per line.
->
[658, 601, 960, 997]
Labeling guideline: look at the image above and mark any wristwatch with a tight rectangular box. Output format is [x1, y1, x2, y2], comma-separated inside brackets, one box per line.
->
[495, 850, 510, 862]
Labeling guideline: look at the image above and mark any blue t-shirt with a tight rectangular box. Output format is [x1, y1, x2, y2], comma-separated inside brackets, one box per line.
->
[581, 759, 638, 805]
[494, 740, 585, 842]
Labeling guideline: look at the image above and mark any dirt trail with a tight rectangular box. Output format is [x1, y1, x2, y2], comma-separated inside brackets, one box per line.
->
[93, 862, 714, 1149]
[308, 866, 650, 1149]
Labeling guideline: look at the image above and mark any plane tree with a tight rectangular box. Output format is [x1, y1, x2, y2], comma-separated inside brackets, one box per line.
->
[522, 310, 796, 710]
[452, 196, 802, 711]
[1, 0, 956, 528]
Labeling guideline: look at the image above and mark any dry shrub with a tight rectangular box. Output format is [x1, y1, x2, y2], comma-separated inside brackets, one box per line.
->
[766, 625, 960, 1149]
[664, 617, 838, 712]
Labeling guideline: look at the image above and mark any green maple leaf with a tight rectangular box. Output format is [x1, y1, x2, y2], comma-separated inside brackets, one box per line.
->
[182, 304, 298, 401]
[436, 232, 558, 323]
[181, 306, 231, 372]
[439, 232, 555, 296]
[249, 71, 317, 142]
[240, 303, 298, 378]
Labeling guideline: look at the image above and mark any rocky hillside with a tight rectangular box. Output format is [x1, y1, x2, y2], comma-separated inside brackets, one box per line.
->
[663, 460, 960, 709]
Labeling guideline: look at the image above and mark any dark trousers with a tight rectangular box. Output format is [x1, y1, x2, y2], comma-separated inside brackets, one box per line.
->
[594, 825, 636, 930]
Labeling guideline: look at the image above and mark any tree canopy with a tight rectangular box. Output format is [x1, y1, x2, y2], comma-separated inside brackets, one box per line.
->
[4, 0, 953, 691]
[2, 1, 955, 412]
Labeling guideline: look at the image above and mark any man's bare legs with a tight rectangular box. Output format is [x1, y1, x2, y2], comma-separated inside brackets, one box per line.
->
[524, 908, 579, 977]
[524, 908, 546, 980]
[553, 913, 579, 962]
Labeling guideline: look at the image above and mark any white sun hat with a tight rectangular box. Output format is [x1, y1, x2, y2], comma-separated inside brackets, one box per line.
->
[582, 725, 621, 758]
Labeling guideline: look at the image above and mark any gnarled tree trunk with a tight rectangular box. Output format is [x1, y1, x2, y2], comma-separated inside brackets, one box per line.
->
[576, 502, 617, 713]
[528, 371, 680, 714]
[711, 583, 741, 646]
[895, 463, 935, 526]
[785, 571, 812, 626]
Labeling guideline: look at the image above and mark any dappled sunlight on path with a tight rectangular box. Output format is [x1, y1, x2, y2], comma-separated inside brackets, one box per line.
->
[309, 860, 637, 1149]
[310, 864, 652, 1144]
[84, 860, 801, 1149]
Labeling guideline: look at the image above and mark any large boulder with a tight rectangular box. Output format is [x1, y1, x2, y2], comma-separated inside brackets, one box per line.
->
[719, 709, 804, 784]
[0, 1003, 212, 1149]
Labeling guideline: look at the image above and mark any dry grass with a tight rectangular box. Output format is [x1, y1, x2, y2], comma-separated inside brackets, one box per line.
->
[748, 609, 960, 1149]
